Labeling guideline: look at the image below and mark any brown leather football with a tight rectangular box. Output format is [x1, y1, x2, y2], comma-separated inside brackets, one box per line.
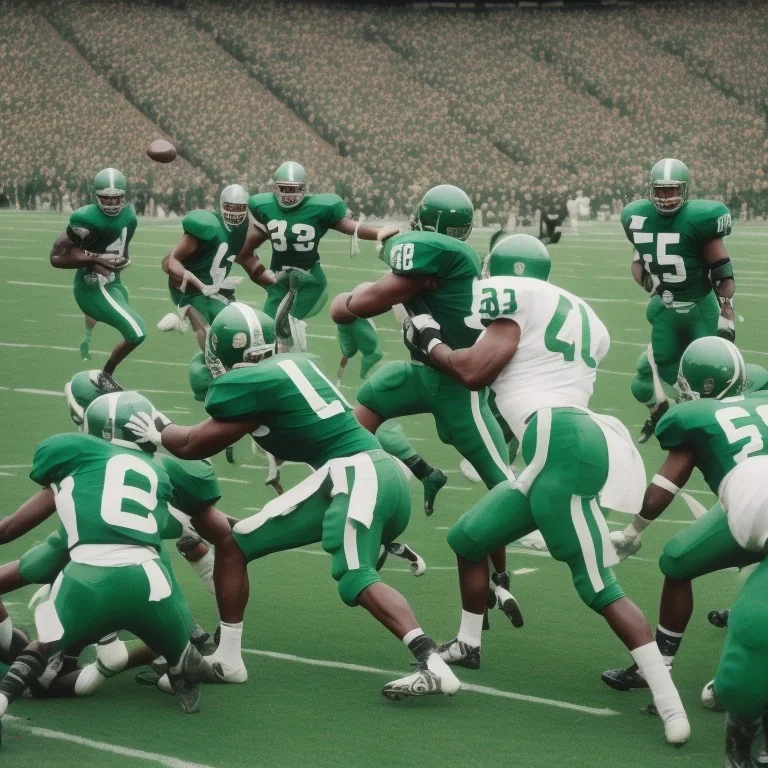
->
[146, 139, 177, 163]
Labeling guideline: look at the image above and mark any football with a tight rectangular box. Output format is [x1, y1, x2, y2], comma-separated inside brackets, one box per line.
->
[145, 139, 177, 163]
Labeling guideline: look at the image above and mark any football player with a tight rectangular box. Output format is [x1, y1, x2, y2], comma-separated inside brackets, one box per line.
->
[622, 158, 736, 442]
[330, 185, 520, 619]
[49, 168, 145, 377]
[159, 184, 274, 351]
[0, 392, 216, 733]
[403, 234, 690, 745]
[247, 161, 398, 352]
[126, 302, 460, 699]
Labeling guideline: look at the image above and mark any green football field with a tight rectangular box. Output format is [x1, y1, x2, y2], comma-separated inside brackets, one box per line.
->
[0, 211, 766, 767]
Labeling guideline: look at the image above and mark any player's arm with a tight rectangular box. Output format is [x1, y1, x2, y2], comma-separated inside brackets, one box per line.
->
[234, 223, 275, 287]
[427, 319, 520, 390]
[49, 233, 123, 272]
[0, 488, 57, 544]
[165, 234, 208, 293]
[610, 447, 696, 559]
[330, 216, 399, 243]
[330, 273, 436, 324]
[703, 237, 735, 335]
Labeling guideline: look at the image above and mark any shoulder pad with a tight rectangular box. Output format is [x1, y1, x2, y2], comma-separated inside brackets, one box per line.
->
[182, 210, 221, 242]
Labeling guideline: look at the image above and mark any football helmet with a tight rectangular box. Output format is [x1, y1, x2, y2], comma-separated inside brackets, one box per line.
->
[93, 168, 127, 216]
[205, 301, 275, 373]
[273, 161, 306, 209]
[649, 158, 689, 216]
[482, 233, 551, 281]
[65, 370, 105, 427]
[83, 391, 158, 452]
[220, 184, 248, 229]
[411, 185, 473, 241]
[676, 336, 746, 402]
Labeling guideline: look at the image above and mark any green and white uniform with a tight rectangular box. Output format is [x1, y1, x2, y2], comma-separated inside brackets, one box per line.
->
[170, 210, 248, 323]
[621, 199, 732, 403]
[67, 204, 145, 344]
[336, 317, 382, 379]
[204, 353, 410, 605]
[28, 433, 200, 664]
[449, 277, 641, 611]
[249, 192, 346, 320]
[358, 231, 510, 489]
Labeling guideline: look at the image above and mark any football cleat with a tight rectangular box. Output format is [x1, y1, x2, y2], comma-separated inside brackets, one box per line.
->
[436, 638, 481, 670]
[225, 445, 235, 464]
[422, 468, 448, 516]
[79, 338, 91, 361]
[381, 652, 460, 700]
[459, 458, 482, 484]
[708, 608, 730, 628]
[725, 713, 761, 767]
[200, 656, 248, 684]
[386, 542, 426, 576]
[701, 679, 724, 711]
[189, 624, 216, 656]
[491, 571, 524, 628]
[157, 313, 187, 332]
[638, 400, 670, 444]
[95, 370, 123, 395]
[601, 663, 649, 691]
[167, 645, 205, 714]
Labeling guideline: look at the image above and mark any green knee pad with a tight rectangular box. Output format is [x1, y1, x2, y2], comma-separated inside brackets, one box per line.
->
[336, 566, 382, 607]
[376, 422, 417, 462]
[18, 530, 69, 584]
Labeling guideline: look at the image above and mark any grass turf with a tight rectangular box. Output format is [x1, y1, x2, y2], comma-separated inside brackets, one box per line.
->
[1, 211, 766, 767]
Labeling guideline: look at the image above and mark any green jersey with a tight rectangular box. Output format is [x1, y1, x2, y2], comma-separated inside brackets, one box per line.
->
[385, 231, 483, 354]
[30, 433, 172, 552]
[153, 454, 221, 516]
[205, 353, 379, 467]
[248, 192, 346, 271]
[621, 199, 732, 302]
[180, 209, 247, 293]
[67, 203, 137, 287]
[656, 393, 768, 493]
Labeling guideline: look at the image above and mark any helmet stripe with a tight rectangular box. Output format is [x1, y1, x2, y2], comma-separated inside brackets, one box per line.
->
[106, 391, 121, 439]
[663, 158, 672, 181]
[233, 302, 262, 349]
[715, 337, 743, 399]
[287, 163, 295, 182]
[108, 168, 115, 191]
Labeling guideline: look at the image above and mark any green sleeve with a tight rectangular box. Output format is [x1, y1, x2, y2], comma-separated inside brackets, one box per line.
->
[655, 407, 687, 450]
[323, 194, 347, 225]
[247, 194, 271, 226]
[691, 201, 732, 242]
[620, 201, 645, 244]
[126, 209, 138, 243]
[385, 235, 443, 278]
[182, 210, 219, 243]
[205, 368, 277, 422]
[66, 207, 95, 248]
[29, 434, 80, 486]
[158, 456, 221, 515]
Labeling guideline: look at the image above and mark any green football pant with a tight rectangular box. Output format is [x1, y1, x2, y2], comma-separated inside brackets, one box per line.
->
[262, 263, 328, 320]
[358, 361, 509, 489]
[169, 285, 235, 324]
[631, 291, 719, 404]
[488, 389, 519, 463]
[232, 450, 410, 606]
[37, 561, 190, 665]
[376, 422, 417, 463]
[18, 529, 69, 584]
[659, 502, 761, 581]
[73, 272, 146, 344]
[714, 557, 768, 720]
[448, 407, 624, 611]
[188, 351, 213, 403]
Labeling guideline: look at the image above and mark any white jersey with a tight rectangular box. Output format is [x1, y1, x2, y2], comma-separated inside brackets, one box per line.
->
[467, 276, 610, 439]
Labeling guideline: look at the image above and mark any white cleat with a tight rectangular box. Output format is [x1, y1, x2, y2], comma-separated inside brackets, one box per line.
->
[460, 459, 482, 484]
[514, 530, 549, 553]
[701, 679, 723, 711]
[381, 652, 460, 701]
[157, 313, 187, 332]
[201, 656, 248, 684]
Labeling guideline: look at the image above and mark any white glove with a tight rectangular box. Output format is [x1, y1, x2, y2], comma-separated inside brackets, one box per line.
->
[717, 314, 735, 342]
[201, 284, 221, 296]
[126, 410, 170, 447]
[219, 276, 242, 291]
[609, 515, 652, 561]
[187, 549, 216, 595]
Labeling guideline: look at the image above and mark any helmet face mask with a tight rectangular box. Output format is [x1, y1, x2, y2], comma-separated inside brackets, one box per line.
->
[649, 159, 689, 216]
[206, 302, 276, 374]
[83, 391, 157, 453]
[220, 184, 248, 228]
[273, 162, 306, 209]
[675, 337, 746, 403]
[93, 168, 127, 216]
[411, 185, 474, 241]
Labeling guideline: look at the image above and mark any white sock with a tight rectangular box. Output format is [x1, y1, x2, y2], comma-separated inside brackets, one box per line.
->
[402, 628, 424, 647]
[0, 692, 8, 717]
[457, 610, 484, 648]
[631, 641, 685, 720]
[216, 621, 243, 665]
[74, 663, 107, 696]
[96, 634, 129, 677]
[0, 617, 12, 654]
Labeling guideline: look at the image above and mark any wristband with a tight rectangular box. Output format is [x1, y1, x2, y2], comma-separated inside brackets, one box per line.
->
[652, 474, 680, 495]
[426, 337, 444, 354]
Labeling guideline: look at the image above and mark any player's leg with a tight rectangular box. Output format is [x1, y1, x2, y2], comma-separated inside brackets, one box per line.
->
[320, 451, 460, 699]
[80, 314, 97, 360]
[290, 264, 329, 321]
[441, 482, 535, 668]
[688, 291, 720, 343]
[357, 362, 448, 515]
[354, 318, 384, 380]
[0, 563, 31, 665]
[335, 319, 359, 386]
[523, 408, 689, 743]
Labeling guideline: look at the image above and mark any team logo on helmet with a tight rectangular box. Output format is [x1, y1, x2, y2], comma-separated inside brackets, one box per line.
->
[232, 332, 247, 349]
[210, 333, 218, 352]
[661, 290, 674, 306]
[514, 262, 525, 276]
[702, 378, 715, 396]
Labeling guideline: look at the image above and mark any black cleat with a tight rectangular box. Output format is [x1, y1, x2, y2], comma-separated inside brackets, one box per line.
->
[601, 663, 649, 691]
[422, 468, 448, 516]
[708, 608, 730, 628]
[168, 645, 204, 714]
[491, 571, 524, 628]
[189, 624, 216, 656]
[225, 445, 235, 464]
[725, 713, 762, 767]
[436, 638, 481, 670]
[386, 542, 426, 576]
[95, 370, 123, 394]
[638, 400, 670, 444]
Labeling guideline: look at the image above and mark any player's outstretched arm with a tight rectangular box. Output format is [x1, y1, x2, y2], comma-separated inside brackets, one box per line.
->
[235, 225, 275, 288]
[165, 234, 208, 293]
[0, 489, 57, 544]
[330, 273, 434, 324]
[429, 319, 520, 390]
[330, 216, 399, 243]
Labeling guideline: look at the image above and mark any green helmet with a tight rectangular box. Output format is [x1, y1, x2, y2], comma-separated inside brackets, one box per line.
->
[220, 184, 248, 229]
[93, 167, 127, 216]
[411, 184, 473, 241]
[83, 391, 157, 452]
[273, 161, 306, 209]
[649, 158, 689, 216]
[206, 301, 276, 373]
[677, 336, 747, 402]
[743, 363, 768, 396]
[65, 370, 105, 427]
[482, 233, 551, 281]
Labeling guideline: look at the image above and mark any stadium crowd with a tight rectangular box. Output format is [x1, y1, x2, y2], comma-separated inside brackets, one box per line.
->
[2, 0, 766, 219]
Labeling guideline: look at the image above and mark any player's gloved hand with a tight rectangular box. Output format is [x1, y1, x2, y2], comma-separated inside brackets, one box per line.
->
[126, 410, 171, 447]
[717, 314, 736, 342]
[609, 515, 652, 561]
[91, 252, 130, 272]
[403, 314, 444, 361]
